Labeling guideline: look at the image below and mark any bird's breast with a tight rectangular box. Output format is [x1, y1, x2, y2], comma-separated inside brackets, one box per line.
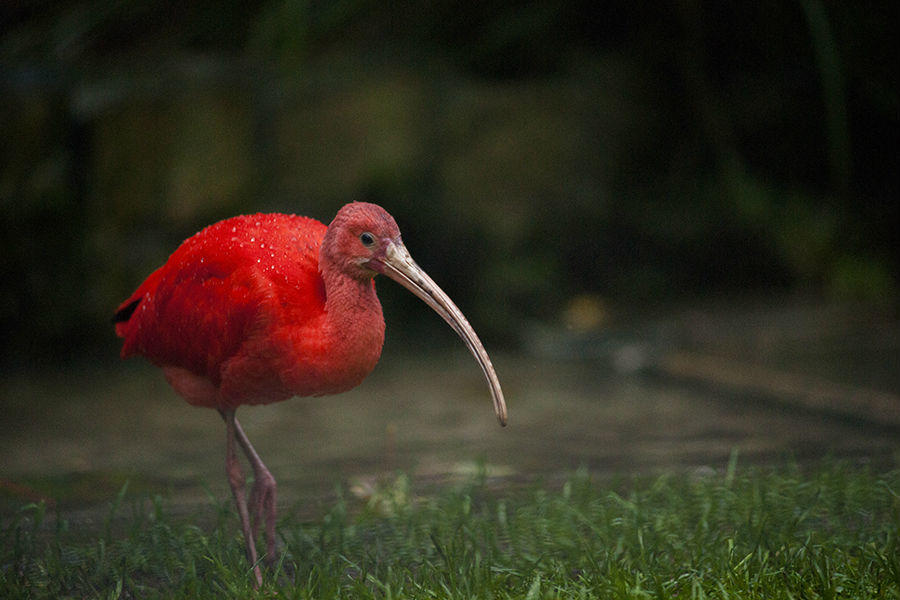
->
[272, 297, 386, 398]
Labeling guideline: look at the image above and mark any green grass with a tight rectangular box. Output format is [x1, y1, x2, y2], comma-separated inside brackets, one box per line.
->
[3, 461, 899, 599]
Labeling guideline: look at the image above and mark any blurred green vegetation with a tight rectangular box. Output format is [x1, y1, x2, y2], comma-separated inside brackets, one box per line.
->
[1, 0, 897, 366]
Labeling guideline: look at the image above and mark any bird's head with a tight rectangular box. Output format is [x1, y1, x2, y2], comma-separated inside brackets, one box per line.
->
[321, 202, 403, 280]
[321, 202, 508, 427]
[321, 202, 402, 280]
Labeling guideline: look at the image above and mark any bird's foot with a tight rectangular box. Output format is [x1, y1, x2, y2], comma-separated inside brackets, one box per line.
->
[249, 469, 278, 565]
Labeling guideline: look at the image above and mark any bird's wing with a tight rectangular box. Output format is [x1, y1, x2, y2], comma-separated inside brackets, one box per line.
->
[116, 214, 328, 386]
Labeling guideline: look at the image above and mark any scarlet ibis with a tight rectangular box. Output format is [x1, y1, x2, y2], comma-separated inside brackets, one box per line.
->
[114, 202, 507, 585]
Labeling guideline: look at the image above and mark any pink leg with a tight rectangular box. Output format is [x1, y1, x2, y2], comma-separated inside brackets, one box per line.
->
[223, 410, 263, 588]
[232, 417, 278, 564]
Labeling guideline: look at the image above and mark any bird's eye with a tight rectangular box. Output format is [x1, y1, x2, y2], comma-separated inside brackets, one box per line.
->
[359, 232, 375, 247]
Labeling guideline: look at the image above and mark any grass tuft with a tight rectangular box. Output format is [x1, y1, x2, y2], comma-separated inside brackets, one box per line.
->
[2, 461, 898, 598]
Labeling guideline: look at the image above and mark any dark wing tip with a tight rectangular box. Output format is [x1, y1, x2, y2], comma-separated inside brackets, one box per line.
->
[113, 299, 141, 324]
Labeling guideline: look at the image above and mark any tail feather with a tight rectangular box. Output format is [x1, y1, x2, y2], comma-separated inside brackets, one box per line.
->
[113, 299, 140, 324]
[114, 297, 142, 341]
[114, 263, 166, 341]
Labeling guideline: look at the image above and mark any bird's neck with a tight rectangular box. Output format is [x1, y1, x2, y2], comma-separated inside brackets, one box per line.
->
[319, 268, 386, 390]
[323, 272, 384, 334]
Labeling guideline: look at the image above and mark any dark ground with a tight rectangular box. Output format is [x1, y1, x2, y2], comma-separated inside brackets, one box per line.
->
[1, 297, 898, 524]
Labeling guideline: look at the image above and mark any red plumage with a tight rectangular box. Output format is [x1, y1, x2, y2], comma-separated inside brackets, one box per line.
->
[115, 211, 384, 409]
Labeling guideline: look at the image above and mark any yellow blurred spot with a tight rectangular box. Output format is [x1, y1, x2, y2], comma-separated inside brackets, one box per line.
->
[562, 294, 608, 332]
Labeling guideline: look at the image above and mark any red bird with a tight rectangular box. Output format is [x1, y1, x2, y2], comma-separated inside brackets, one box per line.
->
[114, 202, 507, 585]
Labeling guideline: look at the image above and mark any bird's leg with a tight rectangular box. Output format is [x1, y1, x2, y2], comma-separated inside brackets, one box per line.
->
[223, 409, 263, 588]
[232, 416, 278, 565]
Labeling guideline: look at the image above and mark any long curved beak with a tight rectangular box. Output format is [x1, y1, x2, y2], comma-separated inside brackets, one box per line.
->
[372, 240, 508, 426]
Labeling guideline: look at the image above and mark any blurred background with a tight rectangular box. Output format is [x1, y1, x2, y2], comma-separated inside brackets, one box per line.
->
[1, 1, 898, 513]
